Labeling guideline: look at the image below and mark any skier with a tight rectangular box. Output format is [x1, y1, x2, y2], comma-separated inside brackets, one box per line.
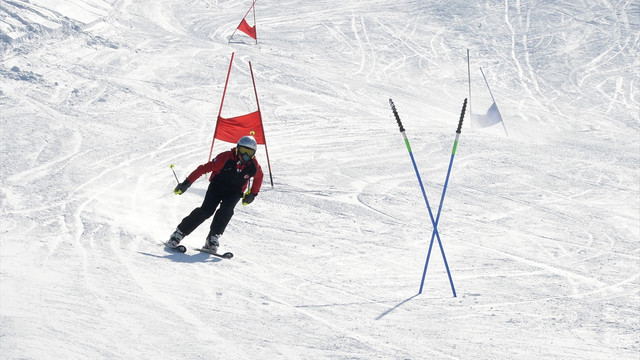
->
[166, 135, 264, 252]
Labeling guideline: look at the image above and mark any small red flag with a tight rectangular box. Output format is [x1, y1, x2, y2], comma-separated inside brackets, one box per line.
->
[237, 18, 256, 40]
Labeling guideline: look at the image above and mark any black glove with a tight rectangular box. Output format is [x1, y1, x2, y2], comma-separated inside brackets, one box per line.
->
[174, 180, 191, 195]
[243, 192, 256, 205]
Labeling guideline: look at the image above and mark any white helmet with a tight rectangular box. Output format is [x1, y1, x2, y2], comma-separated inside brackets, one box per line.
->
[236, 136, 257, 162]
[237, 136, 257, 151]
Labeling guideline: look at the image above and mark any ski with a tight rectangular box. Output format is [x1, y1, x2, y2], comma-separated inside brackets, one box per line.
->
[159, 240, 232, 258]
[161, 241, 187, 253]
[195, 248, 234, 259]
[166, 244, 187, 253]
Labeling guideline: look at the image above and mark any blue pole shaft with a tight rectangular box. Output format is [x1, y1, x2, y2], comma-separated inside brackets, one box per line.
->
[418, 98, 466, 297]
[419, 133, 460, 296]
[402, 133, 442, 245]
[390, 99, 461, 296]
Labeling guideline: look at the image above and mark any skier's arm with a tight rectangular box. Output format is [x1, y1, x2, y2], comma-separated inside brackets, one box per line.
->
[249, 162, 264, 195]
[185, 152, 231, 184]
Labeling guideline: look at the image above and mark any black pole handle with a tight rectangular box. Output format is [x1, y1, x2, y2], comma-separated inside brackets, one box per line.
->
[457, 98, 467, 134]
[389, 99, 405, 133]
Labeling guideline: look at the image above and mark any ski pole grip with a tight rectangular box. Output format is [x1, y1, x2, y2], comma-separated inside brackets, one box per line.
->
[389, 99, 405, 132]
[457, 98, 467, 134]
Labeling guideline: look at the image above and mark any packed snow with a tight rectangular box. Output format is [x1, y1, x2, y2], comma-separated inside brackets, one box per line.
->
[1, 0, 638, 359]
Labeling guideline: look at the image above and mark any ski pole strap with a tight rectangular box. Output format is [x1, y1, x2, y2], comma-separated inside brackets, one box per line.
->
[456, 98, 467, 134]
[389, 99, 405, 133]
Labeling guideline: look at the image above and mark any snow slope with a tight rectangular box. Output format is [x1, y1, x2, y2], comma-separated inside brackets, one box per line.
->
[1, 0, 638, 359]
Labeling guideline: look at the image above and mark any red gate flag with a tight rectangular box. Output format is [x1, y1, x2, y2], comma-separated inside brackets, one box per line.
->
[215, 111, 265, 144]
[237, 18, 256, 40]
[208, 53, 274, 187]
[229, 1, 258, 44]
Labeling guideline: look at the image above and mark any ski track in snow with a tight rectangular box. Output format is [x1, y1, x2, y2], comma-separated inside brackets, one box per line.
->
[1, 0, 639, 359]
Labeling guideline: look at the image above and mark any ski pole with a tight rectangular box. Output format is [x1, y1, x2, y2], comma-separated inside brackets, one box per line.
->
[418, 98, 467, 297]
[170, 164, 180, 184]
[388, 99, 444, 285]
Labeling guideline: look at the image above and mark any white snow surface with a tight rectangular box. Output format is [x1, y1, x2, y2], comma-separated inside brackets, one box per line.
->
[1, 0, 639, 359]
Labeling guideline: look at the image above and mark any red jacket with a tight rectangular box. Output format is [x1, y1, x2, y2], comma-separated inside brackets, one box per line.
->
[186, 148, 263, 195]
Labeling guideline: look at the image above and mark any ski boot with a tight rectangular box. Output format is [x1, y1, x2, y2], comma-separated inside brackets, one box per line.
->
[167, 228, 185, 248]
[203, 234, 220, 253]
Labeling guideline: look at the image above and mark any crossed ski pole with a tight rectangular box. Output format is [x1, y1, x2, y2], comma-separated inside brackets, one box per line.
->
[419, 99, 466, 297]
[388, 99, 444, 261]
[389, 99, 466, 297]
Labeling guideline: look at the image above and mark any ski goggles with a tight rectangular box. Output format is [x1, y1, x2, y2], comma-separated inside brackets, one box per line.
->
[237, 145, 256, 161]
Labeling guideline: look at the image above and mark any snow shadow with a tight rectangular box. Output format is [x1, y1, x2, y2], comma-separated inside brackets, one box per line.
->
[137, 250, 223, 263]
[376, 294, 420, 320]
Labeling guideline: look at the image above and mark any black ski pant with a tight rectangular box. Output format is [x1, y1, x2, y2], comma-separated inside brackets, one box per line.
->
[177, 181, 242, 237]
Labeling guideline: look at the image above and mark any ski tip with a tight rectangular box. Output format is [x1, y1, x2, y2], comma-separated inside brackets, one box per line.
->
[164, 242, 187, 253]
[195, 248, 234, 259]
